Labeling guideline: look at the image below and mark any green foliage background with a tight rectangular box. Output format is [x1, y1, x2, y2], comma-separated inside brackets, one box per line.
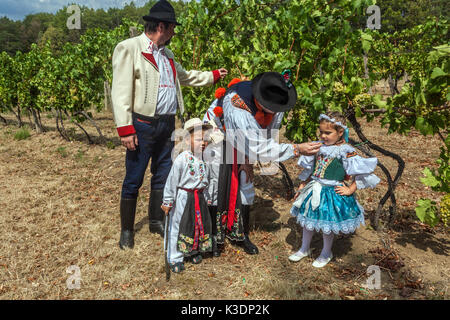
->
[0, 0, 448, 227]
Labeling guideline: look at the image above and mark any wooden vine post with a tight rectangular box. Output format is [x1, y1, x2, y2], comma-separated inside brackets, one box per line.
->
[104, 81, 112, 111]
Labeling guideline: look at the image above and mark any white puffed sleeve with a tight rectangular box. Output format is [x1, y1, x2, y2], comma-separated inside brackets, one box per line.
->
[162, 154, 184, 208]
[297, 155, 315, 181]
[343, 153, 380, 189]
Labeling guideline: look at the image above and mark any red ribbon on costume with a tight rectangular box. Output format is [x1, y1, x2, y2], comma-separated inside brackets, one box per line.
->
[181, 188, 205, 251]
[226, 148, 239, 231]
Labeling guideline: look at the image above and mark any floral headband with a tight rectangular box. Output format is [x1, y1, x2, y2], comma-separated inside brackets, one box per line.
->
[319, 114, 349, 142]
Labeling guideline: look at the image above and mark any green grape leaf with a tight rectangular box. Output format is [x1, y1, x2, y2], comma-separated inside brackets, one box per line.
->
[430, 67, 446, 79]
[420, 167, 440, 187]
[415, 199, 439, 227]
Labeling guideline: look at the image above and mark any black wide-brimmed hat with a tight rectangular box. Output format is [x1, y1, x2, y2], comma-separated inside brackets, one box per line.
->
[251, 72, 297, 113]
[143, 0, 181, 25]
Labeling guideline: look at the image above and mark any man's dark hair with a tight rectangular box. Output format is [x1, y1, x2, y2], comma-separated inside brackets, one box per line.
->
[144, 19, 171, 33]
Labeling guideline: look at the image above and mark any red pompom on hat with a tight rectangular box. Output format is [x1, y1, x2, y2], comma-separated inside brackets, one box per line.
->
[227, 78, 242, 88]
[215, 87, 226, 99]
[213, 106, 223, 118]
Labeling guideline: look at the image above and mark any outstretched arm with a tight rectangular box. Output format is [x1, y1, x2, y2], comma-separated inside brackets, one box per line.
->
[161, 156, 183, 214]
[175, 60, 227, 86]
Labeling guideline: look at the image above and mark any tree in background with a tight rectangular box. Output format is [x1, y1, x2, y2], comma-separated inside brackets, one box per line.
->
[0, 1, 164, 54]
[20, 13, 54, 51]
[37, 26, 67, 55]
[0, 17, 23, 54]
[376, 0, 449, 33]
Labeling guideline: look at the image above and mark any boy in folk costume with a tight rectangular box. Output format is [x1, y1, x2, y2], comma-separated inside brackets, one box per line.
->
[161, 118, 213, 272]
[213, 72, 322, 255]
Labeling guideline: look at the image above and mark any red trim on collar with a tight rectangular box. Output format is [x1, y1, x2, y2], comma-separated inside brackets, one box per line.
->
[141, 52, 158, 71]
[168, 58, 177, 83]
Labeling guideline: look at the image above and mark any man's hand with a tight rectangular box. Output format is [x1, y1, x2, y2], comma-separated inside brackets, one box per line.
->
[294, 142, 321, 156]
[239, 164, 254, 183]
[121, 134, 138, 151]
[218, 68, 228, 79]
[161, 205, 171, 216]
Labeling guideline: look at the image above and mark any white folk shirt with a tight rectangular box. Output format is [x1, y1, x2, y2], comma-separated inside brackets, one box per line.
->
[146, 36, 177, 115]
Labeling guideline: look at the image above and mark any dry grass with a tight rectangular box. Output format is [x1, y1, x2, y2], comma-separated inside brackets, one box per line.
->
[0, 109, 448, 300]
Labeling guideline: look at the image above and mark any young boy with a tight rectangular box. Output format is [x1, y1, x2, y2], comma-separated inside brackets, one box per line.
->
[161, 118, 213, 273]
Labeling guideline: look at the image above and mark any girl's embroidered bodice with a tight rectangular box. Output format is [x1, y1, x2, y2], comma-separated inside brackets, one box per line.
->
[312, 154, 346, 182]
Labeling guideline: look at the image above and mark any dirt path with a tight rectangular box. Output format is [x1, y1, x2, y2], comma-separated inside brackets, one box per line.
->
[0, 110, 448, 300]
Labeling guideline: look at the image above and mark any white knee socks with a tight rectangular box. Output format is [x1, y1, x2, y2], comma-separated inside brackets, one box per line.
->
[294, 228, 334, 259]
[318, 232, 334, 259]
[298, 227, 314, 254]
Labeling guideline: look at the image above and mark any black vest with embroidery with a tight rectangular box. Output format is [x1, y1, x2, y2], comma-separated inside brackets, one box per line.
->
[217, 81, 258, 117]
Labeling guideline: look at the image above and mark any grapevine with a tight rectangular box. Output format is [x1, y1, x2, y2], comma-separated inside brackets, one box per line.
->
[0, 0, 448, 229]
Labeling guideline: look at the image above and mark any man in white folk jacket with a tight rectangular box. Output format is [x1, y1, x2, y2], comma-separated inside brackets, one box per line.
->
[112, 0, 227, 249]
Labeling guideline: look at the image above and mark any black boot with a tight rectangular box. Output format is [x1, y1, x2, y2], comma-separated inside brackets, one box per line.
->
[241, 205, 259, 255]
[148, 189, 165, 237]
[119, 198, 137, 249]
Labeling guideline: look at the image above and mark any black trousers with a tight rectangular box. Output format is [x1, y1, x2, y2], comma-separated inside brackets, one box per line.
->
[121, 113, 175, 199]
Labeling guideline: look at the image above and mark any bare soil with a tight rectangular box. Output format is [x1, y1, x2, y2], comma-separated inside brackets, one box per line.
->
[0, 109, 448, 300]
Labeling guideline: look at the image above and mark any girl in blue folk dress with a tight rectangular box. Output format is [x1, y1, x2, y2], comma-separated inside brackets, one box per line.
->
[289, 111, 380, 268]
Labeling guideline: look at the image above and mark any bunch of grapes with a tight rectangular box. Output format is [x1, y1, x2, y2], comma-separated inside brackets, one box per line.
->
[333, 81, 345, 93]
[353, 93, 372, 108]
[294, 108, 308, 125]
[440, 194, 450, 227]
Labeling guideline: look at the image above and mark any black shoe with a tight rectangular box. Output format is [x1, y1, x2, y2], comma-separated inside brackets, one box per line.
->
[242, 235, 259, 255]
[119, 230, 134, 249]
[241, 205, 259, 255]
[119, 198, 137, 249]
[149, 221, 165, 236]
[148, 189, 165, 237]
